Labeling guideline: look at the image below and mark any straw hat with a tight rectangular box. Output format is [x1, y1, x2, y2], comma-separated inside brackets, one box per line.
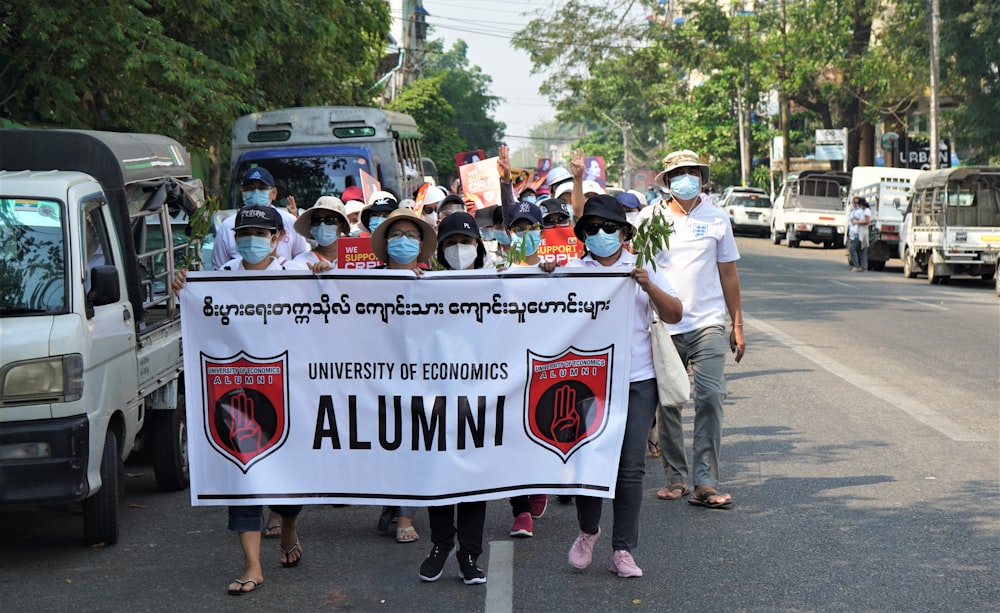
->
[369, 208, 437, 264]
[653, 150, 710, 188]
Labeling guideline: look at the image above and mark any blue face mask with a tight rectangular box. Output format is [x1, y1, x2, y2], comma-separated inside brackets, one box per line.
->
[669, 173, 701, 201]
[512, 229, 541, 256]
[387, 236, 420, 264]
[367, 216, 385, 232]
[479, 227, 496, 242]
[495, 230, 511, 246]
[585, 229, 623, 258]
[242, 189, 271, 207]
[522, 194, 537, 205]
[311, 225, 339, 247]
[235, 235, 273, 265]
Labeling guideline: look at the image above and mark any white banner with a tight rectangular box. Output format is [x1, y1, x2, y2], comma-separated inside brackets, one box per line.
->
[180, 268, 635, 506]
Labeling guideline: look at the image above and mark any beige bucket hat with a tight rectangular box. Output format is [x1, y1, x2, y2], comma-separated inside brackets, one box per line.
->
[369, 208, 437, 264]
[653, 149, 710, 188]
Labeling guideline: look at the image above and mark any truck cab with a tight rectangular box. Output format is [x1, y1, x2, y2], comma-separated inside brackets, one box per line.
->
[0, 129, 203, 544]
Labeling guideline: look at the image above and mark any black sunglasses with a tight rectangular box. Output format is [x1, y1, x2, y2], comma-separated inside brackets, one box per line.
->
[543, 215, 570, 228]
[583, 221, 621, 236]
[310, 216, 340, 226]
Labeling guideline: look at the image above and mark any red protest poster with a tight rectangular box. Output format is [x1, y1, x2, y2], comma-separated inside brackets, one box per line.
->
[337, 236, 381, 269]
[537, 158, 552, 173]
[582, 156, 607, 187]
[413, 182, 432, 211]
[510, 168, 532, 195]
[538, 225, 584, 265]
[454, 150, 486, 172]
[459, 157, 501, 209]
[359, 169, 381, 206]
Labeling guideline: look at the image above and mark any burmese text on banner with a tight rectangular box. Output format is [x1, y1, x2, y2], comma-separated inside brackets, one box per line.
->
[180, 269, 635, 506]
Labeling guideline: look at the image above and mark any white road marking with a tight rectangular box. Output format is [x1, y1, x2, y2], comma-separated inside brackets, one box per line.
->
[484, 540, 513, 613]
[746, 315, 985, 441]
[895, 296, 950, 311]
[830, 279, 851, 287]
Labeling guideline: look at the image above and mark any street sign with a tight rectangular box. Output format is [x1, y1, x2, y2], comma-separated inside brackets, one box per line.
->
[881, 131, 899, 150]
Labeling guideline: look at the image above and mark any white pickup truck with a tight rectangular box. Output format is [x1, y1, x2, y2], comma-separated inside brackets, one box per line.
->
[771, 171, 851, 249]
[0, 129, 203, 544]
[900, 166, 1000, 288]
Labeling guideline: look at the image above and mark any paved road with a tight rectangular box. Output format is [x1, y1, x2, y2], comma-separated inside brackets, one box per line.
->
[2, 237, 997, 612]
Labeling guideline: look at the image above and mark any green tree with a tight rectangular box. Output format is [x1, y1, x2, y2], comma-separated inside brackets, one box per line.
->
[423, 39, 505, 154]
[386, 75, 466, 187]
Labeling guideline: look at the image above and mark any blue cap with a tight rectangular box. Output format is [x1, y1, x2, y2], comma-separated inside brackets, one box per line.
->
[506, 201, 543, 228]
[615, 192, 642, 210]
[241, 166, 275, 187]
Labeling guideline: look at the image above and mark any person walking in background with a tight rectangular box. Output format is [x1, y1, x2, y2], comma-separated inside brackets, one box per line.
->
[638, 150, 745, 509]
[848, 197, 871, 272]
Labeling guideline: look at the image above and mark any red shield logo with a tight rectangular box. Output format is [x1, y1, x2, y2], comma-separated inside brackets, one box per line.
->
[201, 352, 289, 473]
[524, 346, 613, 462]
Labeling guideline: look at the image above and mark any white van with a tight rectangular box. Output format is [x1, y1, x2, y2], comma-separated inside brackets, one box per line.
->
[0, 129, 201, 544]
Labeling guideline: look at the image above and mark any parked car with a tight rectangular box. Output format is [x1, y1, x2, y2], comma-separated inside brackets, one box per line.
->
[719, 187, 771, 237]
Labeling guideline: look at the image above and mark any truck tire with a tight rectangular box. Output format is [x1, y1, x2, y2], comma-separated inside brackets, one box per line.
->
[83, 431, 122, 546]
[833, 237, 845, 249]
[903, 249, 918, 279]
[771, 225, 782, 245]
[152, 407, 189, 492]
[927, 259, 949, 285]
[870, 260, 886, 272]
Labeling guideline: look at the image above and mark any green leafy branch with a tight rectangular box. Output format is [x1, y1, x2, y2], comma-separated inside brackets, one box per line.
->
[631, 205, 673, 271]
[181, 193, 220, 270]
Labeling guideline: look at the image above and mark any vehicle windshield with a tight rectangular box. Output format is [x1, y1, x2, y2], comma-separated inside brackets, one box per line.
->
[731, 195, 771, 208]
[232, 151, 373, 210]
[0, 198, 68, 315]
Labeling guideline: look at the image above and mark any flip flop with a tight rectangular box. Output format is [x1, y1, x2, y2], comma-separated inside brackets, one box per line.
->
[280, 540, 303, 567]
[656, 484, 690, 500]
[227, 578, 263, 596]
[688, 489, 732, 509]
[262, 524, 282, 539]
[396, 526, 420, 543]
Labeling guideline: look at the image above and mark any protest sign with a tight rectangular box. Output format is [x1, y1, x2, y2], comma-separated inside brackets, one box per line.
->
[459, 157, 501, 209]
[359, 169, 381, 205]
[337, 236, 380, 269]
[538, 226, 584, 265]
[180, 269, 634, 506]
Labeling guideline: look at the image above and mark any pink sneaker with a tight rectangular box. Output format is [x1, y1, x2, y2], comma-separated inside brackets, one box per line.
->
[567, 527, 601, 569]
[509, 512, 533, 537]
[609, 550, 643, 577]
[528, 494, 548, 519]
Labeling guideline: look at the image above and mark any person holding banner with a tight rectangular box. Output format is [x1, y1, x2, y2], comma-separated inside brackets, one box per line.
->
[368, 207, 438, 542]
[558, 195, 683, 578]
[418, 211, 490, 584]
[172, 205, 306, 595]
[292, 196, 351, 273]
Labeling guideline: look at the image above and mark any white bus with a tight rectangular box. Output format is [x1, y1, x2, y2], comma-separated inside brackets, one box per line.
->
[230, 106, 424, 209]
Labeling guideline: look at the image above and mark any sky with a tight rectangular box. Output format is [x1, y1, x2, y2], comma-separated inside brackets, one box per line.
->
[421, 0, 558, 152]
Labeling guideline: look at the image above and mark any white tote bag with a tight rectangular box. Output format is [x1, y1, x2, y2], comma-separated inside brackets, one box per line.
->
[647, 303, 690, 406]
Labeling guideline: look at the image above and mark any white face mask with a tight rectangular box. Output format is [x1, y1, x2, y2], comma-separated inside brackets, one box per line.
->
[423, 211, 438, 227]
[443, 243, 478, 270]
[625, 211, 638, 225]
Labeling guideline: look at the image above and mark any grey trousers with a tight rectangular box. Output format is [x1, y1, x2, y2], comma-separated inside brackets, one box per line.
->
[657, 325, 729, 489]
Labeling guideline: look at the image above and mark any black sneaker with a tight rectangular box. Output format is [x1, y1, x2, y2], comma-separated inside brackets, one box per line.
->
[456, 552, 486, 585]
[418, 544, 453, 582]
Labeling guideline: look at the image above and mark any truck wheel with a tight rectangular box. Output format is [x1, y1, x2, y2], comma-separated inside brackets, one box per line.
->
[152, 407, 189, 492]
[787, 237, 799, 248]
[83, 431, 122, 546]
[833, 237, 845, 249]
[903, 249, 918, 279]
[870, 260, 886, 272]
[771, 226, 782, 245]
[927, 259, 949, 285]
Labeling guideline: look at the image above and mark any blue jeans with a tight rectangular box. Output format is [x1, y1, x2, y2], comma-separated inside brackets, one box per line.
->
[228, 505, 303, 532]
[575, 378, 657, 551]
[657, 325, 728, 489]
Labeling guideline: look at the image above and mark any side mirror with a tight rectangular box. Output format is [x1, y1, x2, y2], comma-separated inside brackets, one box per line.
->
[88, 265, 121, 306]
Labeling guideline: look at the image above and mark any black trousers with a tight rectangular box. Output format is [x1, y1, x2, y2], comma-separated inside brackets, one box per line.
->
[427, 501, 487, 556]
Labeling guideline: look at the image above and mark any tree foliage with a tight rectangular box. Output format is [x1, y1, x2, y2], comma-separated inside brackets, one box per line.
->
[386, 75, 465, 186]
[0, 0, 391, 186]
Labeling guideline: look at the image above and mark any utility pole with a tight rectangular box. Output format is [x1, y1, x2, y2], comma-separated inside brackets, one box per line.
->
[928, 0, 941, 170]
[599, 111, 630, 188]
